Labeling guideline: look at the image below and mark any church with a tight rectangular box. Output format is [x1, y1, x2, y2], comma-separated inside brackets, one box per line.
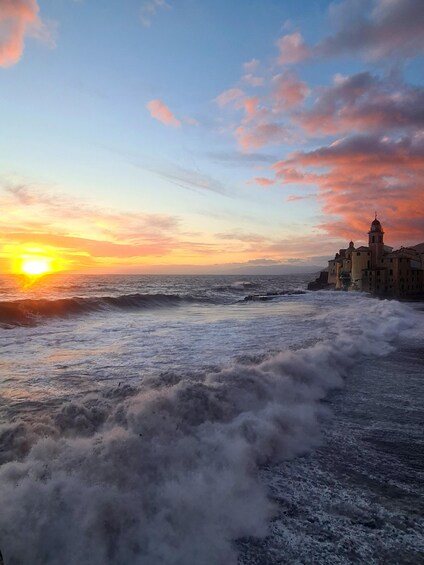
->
[314, 217, 424, 297]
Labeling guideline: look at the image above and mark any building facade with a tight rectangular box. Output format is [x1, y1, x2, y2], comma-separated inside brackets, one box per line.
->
[325, 217, 424, 297]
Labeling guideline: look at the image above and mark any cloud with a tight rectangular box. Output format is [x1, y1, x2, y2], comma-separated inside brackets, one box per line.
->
[277, 32, 311, 65]
[241, 74, 264, 87]
[140, 0, 169, 27]
[0, 0, 54, 67]
[320, 0, 424, 62]
[0, 181, 336, 273]
[5, 232, 171, 259]
[243, 58, 260, 73]
[286, 194, 316, 202]
[212, 0, 424, 246]
[245, 258, 281, 265]
[215, 88, 294, 151]
[214, 88, 245, 107]
[182, 116, 200, 127]
[205, 151, 276, 166]
[273, 133, 424, 243]
[254, 177, 275, 187]
[151, 165, 230, 196]
[0, 183, 186, 270]
[235, 122, 293, 152]
[295, 72, 424, 135]
[215, 229, 340, 262]
[146, 99, 181, 127]
[277, 0, 424, 64]
[214, 71, 308, 152]
[4, 184, 178, 234]
[271, 71, 309, 110]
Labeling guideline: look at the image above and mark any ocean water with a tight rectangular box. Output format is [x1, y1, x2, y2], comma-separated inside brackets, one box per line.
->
[0, 274, 423, 564]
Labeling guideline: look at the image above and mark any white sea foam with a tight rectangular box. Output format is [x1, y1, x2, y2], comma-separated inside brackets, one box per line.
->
[0, 297, 417, 564]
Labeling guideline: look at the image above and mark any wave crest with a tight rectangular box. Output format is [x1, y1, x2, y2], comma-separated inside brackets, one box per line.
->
[0, 293, 206, 327]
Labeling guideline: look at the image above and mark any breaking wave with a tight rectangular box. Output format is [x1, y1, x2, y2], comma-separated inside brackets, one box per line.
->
[242, 290, 306, 302]
[0, 293, 210, 327]
[0, 299, 415, 565]
[214, 281, 260, 292]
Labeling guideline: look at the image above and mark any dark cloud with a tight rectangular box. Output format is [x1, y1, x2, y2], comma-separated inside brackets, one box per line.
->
[296, 72, 424, 135]
[278, 0, 424, 64]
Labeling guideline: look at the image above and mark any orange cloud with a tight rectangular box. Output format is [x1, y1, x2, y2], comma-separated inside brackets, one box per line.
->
[3, 183, 319, 273]
[254, 177, 274, 187]
[146, 99, 181, 127]
[273, 134, 424, 244]
[0, 0, 53, 67]
[0, 184, 186, 271]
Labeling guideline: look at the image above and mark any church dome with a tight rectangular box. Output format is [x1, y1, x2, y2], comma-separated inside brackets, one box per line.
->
[370, 217, 382, 232]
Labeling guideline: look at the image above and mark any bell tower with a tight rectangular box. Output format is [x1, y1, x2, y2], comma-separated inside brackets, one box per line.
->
[368, 214, 384, 268]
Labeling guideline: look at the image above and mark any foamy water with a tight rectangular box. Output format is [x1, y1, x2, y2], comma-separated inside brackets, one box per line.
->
[0, 275, 423, 564]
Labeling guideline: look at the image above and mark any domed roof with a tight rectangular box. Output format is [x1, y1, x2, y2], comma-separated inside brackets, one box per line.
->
[370, 215, 383, 232]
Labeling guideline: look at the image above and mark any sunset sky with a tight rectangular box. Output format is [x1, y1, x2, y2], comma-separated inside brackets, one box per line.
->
[1, 0, 423, 273]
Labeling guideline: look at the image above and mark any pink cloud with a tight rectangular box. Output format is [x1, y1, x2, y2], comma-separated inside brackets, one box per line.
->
[286, 194, 316, 202]
[214, 88, 244, 107]
[0, 0, 52, 67]
[242, 96, 261, 121]
[146, 99, 181, 127]
[236, 122, 292, 151]
[254, 177, 275, 187]
[242, 74, 264, 87]
[271, 71, 309, 110]
[276, 32, 311, 65]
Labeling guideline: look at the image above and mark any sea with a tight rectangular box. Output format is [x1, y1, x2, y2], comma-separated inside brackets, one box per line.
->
[0, 274, 423, 565]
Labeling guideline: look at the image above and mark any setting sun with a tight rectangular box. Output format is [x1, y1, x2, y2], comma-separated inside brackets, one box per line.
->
[20, 257, 53, 276]
[8, 245, 68, 277]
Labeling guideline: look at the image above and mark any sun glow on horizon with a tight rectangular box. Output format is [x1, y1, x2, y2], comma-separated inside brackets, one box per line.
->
[20, 257, 53, 276]
[10, 247, 66, 278]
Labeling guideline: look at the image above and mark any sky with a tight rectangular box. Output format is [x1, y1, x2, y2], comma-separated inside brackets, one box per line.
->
[1, 0, 423, 274]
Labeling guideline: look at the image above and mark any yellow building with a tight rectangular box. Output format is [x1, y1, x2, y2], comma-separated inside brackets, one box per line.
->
[322, 217, 424, 297]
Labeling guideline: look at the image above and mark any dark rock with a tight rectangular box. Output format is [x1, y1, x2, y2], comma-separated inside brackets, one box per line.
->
[308, 270, 331, 291]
